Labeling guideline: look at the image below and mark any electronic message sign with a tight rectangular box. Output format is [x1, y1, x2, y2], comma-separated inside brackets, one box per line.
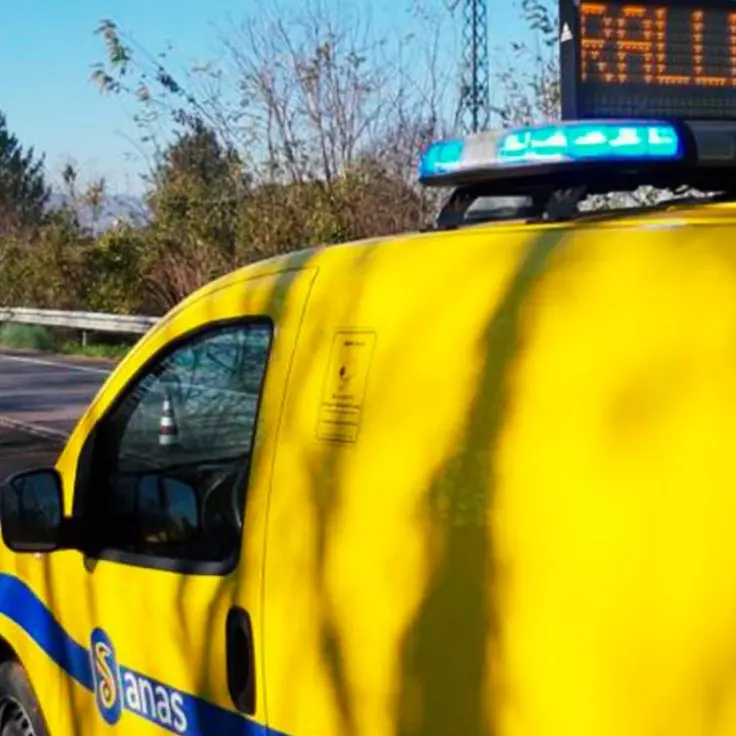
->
[559, 0, 736, 120]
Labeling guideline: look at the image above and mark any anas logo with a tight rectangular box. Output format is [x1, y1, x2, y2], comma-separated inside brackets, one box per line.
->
[88, 627, 189, 733]
[90, 628, 122, 725]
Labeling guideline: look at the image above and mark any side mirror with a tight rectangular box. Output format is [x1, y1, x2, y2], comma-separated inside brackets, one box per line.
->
[1, 468, 63, 553]
[136, 473, 199, 546]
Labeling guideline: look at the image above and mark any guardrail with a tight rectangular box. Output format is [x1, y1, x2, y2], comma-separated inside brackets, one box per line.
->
[0, 307, 158, 336]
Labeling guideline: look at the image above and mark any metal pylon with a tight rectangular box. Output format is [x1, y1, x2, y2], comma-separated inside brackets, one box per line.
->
[456, 0, 490, 134]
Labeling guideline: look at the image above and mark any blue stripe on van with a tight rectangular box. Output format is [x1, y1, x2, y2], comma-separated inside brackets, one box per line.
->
[0, 573, 281, 736]
[0, 573, 94, 690]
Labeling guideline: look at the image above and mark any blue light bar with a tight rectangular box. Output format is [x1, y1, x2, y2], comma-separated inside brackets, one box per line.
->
[417, 120, 685, 185]
[417, 139, 466, 180]
[497, 121, 683, 163]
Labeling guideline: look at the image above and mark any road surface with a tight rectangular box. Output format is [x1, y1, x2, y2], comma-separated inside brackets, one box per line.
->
[0, 428, 62, 480]
[0, 350, 113, 480]
[0, 351, 112, 435]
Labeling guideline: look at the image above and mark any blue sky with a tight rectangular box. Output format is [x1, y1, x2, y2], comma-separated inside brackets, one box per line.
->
[1, 0, 532, 196]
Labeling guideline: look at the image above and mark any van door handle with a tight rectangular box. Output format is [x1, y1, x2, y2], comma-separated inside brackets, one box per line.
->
[226, 605, 256, 715]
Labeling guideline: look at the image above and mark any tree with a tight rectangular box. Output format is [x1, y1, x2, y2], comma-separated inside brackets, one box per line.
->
[139, 119, 249, 311]
[90, 1, 456, 188]
[0, 112, 50, 235]
[89, 1, 449, 308]
[151, 117, 240, 192]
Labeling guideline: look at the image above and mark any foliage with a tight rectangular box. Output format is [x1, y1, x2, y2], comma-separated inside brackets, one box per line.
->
[57, 340, 131, 360]
[0, 323, 55, 352]
[0, 112, 50, 236]
[82, 3, 452, 312]
[0, 322, 132, 360]
[492, 0, 560, 126]
[2, 0, 692, 321]
[82, 228, 147, 314]
[89, 2, 457, 183]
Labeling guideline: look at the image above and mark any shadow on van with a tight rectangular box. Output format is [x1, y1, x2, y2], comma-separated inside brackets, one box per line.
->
[393, 232, 562, 736]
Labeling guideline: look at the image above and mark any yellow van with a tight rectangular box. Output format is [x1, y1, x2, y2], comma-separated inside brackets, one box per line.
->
[2, 118, 736, 736]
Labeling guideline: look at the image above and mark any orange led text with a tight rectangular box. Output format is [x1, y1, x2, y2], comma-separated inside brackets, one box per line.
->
[580, 2, 736, 86]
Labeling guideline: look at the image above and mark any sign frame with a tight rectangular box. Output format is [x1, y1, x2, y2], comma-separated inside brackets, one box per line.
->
[559, 0, 736, 121]
[559, 0, 582, 120]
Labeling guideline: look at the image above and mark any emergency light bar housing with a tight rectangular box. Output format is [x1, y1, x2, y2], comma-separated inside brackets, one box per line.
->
[418, 119, 736, 194]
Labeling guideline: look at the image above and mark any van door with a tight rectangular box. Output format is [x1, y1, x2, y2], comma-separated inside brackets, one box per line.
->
[42, 266, 315, 735]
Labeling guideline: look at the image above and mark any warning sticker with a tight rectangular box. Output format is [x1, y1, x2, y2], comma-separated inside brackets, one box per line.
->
[316, 330, 377, 443]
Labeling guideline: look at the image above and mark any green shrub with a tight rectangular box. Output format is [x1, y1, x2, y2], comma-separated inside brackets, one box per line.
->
[0, 323, 55, 351]
[57, 340, 130, 360]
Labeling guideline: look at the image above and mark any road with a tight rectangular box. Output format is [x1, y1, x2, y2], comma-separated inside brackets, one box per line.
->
[0, 351, 111, 435]
[0, 428, 63, 479]
[0, 350, 113, 479]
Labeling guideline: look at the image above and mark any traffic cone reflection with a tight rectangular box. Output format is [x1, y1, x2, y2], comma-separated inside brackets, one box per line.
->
[158, 390, 180, 447]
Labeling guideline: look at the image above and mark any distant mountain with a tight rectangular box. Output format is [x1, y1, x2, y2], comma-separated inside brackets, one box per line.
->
[47, 191, 150, 233]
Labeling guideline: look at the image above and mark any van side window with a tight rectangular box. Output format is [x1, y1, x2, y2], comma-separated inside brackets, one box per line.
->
[76, 319, 273, 573]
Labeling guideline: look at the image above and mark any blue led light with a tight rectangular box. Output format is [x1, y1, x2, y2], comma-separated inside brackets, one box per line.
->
[417, 139, 465, 180]
[417, 120, 685, 184]
[496, 121, 683, 163]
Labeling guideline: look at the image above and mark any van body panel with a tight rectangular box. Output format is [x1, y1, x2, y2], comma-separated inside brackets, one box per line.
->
[263, 218, 736, 736]
[2, 204, 736, 735]
[0, 262, 318, 736]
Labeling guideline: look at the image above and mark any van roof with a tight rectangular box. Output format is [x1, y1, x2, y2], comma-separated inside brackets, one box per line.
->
[178, 119, 736, 310]
[170, 195, 736, 319]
